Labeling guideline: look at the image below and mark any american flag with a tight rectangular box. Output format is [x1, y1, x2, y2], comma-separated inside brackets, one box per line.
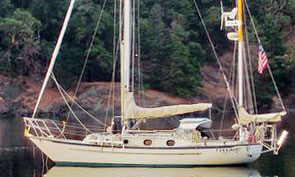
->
[258, 45, 268, 74]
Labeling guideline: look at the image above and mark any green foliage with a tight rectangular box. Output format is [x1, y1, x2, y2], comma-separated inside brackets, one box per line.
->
[11, 0, 32, 8]
[244, 0, 295, 109]
[0, 9, 41, 77]
[259, 14, 285, 56]
[0, 0, 294, 100]
[161, 24, 202, 97]
[0, 0, 14, 17]
[30, 0, 71, 43]
[55, 0, 114, 84]
[140, 2, 206, 97]
[204, 6, 228, 50]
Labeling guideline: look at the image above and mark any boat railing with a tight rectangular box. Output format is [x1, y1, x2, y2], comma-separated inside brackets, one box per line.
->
[23, 117, 105, 140]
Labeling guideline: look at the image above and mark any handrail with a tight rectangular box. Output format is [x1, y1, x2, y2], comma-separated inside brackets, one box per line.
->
[23, 117, 104, 140]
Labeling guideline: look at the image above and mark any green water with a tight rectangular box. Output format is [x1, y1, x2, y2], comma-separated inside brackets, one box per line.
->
[0, 118, 294, 177]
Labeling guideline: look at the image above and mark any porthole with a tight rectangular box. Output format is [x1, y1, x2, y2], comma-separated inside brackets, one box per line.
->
[143, 139, 152, 146]
[123, 139, 129, 144]
[166, 140, 175, 146]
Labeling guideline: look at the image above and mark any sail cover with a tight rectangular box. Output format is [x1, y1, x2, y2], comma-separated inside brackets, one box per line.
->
[238, 106, 286, 125]
[124, 92, 212, 119]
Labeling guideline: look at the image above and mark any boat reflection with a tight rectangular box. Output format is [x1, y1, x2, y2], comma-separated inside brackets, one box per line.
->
[43, 166, 261, 177]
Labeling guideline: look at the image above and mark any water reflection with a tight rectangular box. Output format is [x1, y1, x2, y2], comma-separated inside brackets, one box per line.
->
[44, 167, 261, 177]
[0, 149, 53, 177]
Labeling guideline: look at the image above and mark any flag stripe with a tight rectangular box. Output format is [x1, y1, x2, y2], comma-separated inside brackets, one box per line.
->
[258, 45, 268, 74]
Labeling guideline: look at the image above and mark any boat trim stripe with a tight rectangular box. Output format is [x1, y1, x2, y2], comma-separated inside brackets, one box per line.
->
[55, 161, 219, 167]
[30, 136, 260, 150]
[68, 148, 201, 155]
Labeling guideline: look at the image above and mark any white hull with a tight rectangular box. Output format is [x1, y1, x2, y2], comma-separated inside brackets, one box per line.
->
[29, 135, 262, 166]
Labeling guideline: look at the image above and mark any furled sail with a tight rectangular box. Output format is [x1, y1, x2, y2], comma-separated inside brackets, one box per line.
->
[238, 106, 286, 125]
[124, 92, 212, 119]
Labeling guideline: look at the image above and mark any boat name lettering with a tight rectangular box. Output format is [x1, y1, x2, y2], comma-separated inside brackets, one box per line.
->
[216, 147, 241, 154]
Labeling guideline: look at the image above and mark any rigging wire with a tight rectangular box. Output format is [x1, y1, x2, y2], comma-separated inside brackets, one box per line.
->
[51, 73, 106, 130]
[32, 0, 75, 118]
[104, 0, 119, 130]
[137, 0, 141, 105]
[132, 0, 136, 93]
[52, 74, 93, 133]
[129, 0, 149, 130]
[66, 0, 108, 121]
[220, 38, 242, 134]
[243, 5, 258, 114]
[240, 9, 254, 112]
[243, 0, 261, 45]
[242, 8, 255, 113]
[244, 0, 286, 112]
[232, 41, 237, 97]
[137, 0, 148, 127]
[136, 0, 146, 107]
[104, 36, 120, 129]
[220, 41, 238, 136]
[219, 94, 228, 137]
[136, 0, 148, 128]
[243, 43, 254, 112]
[192, 0, 239, 119]
[41, 151, 45, 176]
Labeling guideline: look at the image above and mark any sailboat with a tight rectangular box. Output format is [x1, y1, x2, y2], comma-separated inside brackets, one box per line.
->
[23, 0, 288, 166]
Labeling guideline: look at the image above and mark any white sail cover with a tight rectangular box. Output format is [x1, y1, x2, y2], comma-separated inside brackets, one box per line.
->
[238, 106, 286, 125]
[178, 118, 212, 130]
[124, 92, 212, 120]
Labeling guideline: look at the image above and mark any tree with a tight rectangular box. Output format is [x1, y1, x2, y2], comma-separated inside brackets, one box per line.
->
[0, 0, 14, 17]
[30, 0, 68, 41]
[11, 0, 32, 8]
[149, 22, 203, 97]
[50, 0, 115, 86]
[140, 3, 169, 89]
[0, 9, 41, 76]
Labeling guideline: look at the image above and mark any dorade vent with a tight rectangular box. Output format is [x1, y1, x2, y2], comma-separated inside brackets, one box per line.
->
[123, 140, 129, 144]
[166, 140, 175, 146]
[143, 139, 152, 146]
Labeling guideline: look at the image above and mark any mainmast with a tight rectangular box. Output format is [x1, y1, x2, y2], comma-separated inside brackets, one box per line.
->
[120, 0, 132, 123]
[237, 0, 244, 106]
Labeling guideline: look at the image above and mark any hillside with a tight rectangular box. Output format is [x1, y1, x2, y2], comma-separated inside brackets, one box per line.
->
[1, 0, 295, 123]
[0, 44, 292, 117]
[0, 76, 205, 116]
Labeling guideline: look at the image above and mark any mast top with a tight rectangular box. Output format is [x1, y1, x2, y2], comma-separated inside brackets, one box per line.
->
[237, 0, 243, 42]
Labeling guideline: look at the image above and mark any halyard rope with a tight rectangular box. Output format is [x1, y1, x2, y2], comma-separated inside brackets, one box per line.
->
[192, 0, 239, 118]
[66, 0, 109, 121]
[244, 0, 286, 112]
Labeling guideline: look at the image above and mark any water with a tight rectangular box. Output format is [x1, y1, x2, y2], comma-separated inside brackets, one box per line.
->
[0, 117, 294, 177]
